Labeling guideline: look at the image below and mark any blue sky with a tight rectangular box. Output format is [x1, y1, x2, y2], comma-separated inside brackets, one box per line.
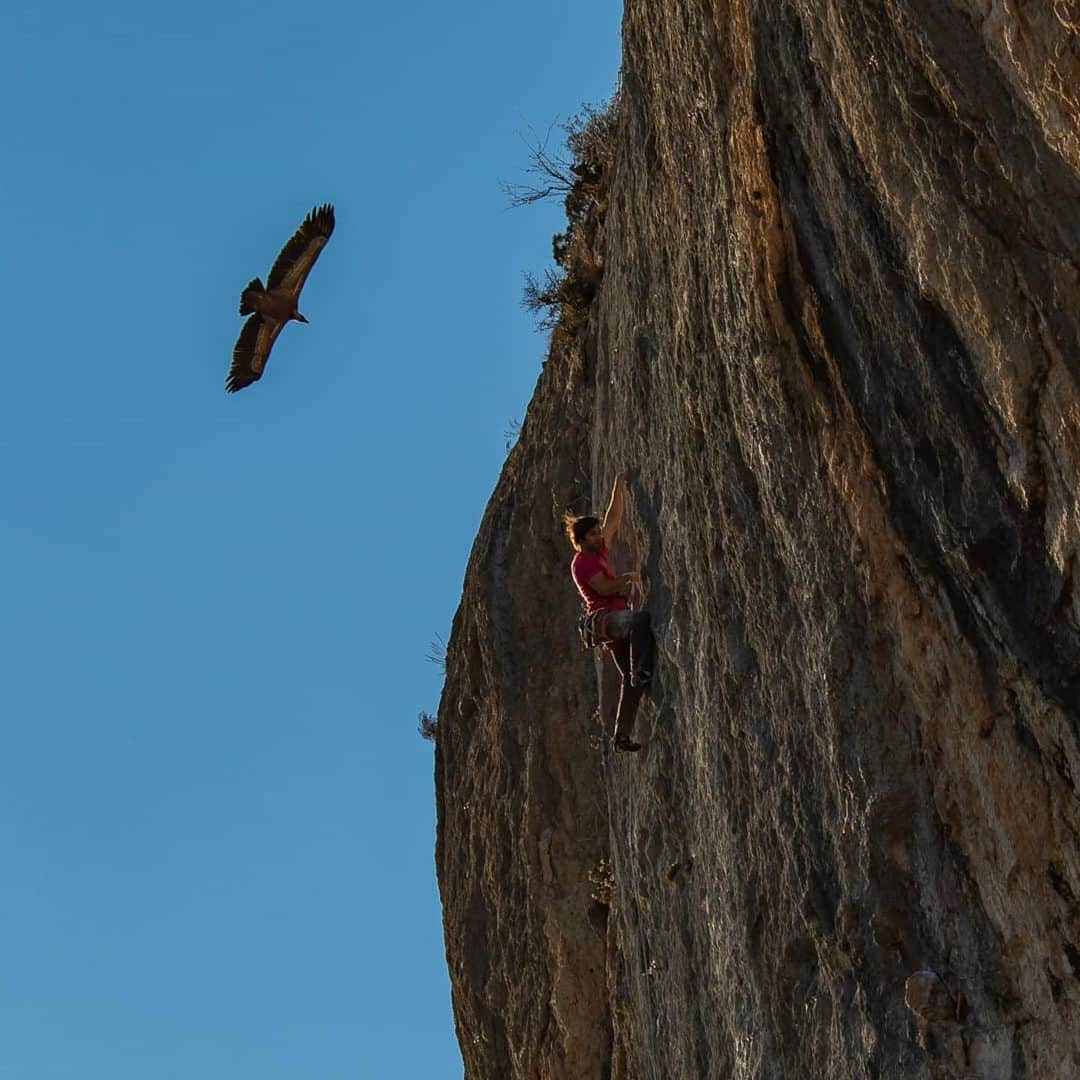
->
[0, 3, 621, 1076]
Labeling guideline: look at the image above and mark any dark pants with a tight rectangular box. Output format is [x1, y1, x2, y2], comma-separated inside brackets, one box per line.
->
[601, 610, 654, 738]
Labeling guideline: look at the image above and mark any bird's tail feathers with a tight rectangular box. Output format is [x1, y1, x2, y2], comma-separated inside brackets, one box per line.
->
[239, 277, 265, 315]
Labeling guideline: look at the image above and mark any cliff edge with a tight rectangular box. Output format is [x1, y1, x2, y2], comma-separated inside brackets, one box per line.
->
[436, 2, 1080, 1077]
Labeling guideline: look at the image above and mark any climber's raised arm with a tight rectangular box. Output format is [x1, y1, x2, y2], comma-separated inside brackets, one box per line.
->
[601, 472, 628, 545]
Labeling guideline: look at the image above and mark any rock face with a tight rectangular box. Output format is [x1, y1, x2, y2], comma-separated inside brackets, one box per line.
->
[435, 2, 1080, 1077]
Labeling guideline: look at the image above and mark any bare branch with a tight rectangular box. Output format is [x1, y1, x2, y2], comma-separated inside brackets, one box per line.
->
[425, 633, 447, 672]
[500, 125, 577, 208]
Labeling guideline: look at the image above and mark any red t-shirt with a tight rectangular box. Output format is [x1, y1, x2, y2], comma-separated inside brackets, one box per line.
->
[571, 541, 627, 615]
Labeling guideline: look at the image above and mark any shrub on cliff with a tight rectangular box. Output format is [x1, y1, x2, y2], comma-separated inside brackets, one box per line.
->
[507, 97, 619, 341]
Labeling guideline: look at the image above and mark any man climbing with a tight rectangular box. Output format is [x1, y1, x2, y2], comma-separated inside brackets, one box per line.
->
[565, 472, 655, 753]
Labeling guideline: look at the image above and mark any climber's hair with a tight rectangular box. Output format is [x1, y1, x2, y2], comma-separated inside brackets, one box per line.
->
[563, 512, 600, 551]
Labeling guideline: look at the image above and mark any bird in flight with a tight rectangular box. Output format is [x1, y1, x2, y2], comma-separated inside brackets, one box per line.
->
[226, 203, 335, 393]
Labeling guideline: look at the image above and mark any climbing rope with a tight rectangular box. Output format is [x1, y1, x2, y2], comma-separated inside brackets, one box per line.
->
[601, 708, 662, 1080]
[624, 768, 663, 1079]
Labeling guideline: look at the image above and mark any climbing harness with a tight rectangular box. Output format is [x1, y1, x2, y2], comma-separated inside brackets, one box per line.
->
[577, 610, 608, 650]
[579, 582, 642, 650]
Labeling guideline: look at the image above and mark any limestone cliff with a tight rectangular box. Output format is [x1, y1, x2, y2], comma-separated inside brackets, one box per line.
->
[435, 2, 1080, 1077]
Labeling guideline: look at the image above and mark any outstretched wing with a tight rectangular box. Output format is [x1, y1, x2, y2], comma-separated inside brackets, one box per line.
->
[266, 203, 335, 294]
[227, 314, 286, 393]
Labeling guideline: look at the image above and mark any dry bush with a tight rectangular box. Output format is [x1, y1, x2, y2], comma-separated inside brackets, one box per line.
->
[509, 96, 620, 336]
[418, 710, 438, 742]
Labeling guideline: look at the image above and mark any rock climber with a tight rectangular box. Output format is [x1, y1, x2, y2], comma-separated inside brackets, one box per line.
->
[565, 472, 655, 753]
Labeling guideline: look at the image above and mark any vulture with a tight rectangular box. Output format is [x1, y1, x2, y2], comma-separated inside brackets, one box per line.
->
[226, 203, 335, 392]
